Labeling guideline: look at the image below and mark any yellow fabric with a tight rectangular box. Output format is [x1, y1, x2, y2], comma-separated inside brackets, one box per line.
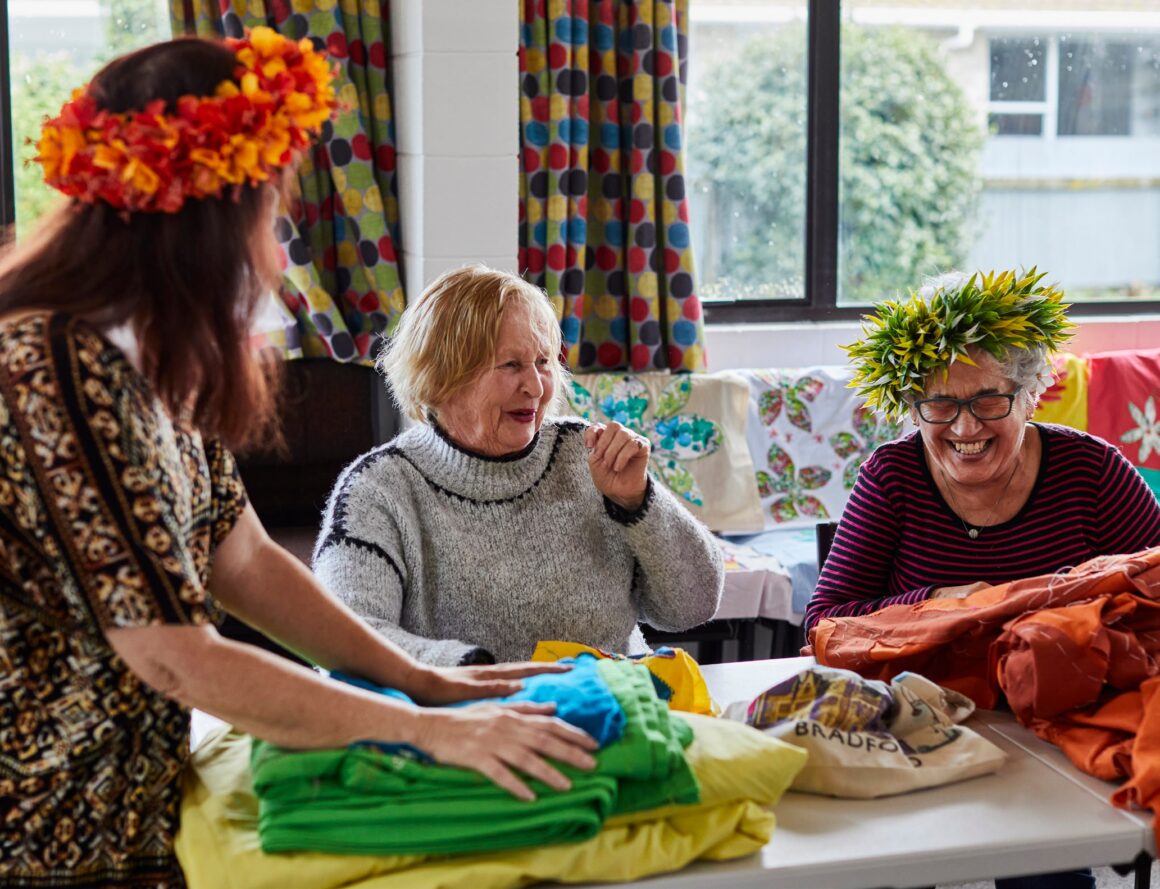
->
[176, 714, 806, 889]
[531, 640, 719, 716]
[1033, 352, 1088, 430]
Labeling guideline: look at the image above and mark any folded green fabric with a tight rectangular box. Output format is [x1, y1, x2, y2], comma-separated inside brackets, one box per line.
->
[251, 660, 700, 856]
[594, 658, 699, 816]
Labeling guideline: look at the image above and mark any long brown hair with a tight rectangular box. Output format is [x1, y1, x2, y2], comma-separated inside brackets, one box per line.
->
[0, 37, 286, 451]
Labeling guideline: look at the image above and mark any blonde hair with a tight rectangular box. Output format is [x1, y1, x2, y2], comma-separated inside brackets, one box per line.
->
[378, 265, 566, 422]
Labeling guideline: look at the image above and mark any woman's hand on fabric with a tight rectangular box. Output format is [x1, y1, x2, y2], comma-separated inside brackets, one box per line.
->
[929, 581, 992, 600]
[416, 702, 599, 800]
[407, 660, 574, 706]
[584, 421, 650, 511]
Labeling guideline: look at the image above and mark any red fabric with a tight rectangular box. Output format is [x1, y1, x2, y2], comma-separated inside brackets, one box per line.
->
[809, 547, 1160, 847]
[1088, 348, 1160, 475]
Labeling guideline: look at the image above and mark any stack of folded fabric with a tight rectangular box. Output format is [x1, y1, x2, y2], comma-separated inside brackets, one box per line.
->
[250, 656, 700, 856]
[177, 710, 807, 889]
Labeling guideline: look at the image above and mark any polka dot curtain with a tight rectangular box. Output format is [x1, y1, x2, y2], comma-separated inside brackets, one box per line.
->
[170, 0, 405, 363]
[520, 0, 706, 372]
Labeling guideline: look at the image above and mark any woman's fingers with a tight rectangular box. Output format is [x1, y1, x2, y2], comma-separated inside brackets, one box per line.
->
[530, 718, 602, 763]
[583, 423, 604, 451]
[464, 660, 573, 680]
[497, 701, 557, 715]
[587, 421, 648, 466]
[422, 706, 598, 801]
[462, 678, 525, 697]
[473, 758, 536, 801]
[499, 745, 573, 792]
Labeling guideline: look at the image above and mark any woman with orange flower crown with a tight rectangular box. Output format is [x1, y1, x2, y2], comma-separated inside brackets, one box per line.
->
[0, 31, 597, 888]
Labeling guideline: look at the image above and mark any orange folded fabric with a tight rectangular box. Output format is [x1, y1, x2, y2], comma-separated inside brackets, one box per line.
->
[809, 547, 1160, 708]
[808, 547, 1160, 847]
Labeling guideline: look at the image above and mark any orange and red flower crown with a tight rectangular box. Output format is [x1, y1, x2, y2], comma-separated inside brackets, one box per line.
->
[35, 27, 338, 214]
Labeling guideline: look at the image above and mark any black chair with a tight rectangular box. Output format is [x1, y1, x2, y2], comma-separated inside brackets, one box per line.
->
[645, 613, 766, 664]
[816, 520, 839, 570]
[220, 359, 394, 667]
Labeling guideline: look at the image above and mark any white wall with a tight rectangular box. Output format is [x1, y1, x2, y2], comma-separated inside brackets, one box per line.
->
[391, 0, 1160, 373]
[390, 0, 521, 298]
[704, 315, 1160, 371]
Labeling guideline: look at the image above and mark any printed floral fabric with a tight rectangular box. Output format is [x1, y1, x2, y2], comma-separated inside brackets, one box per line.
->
[735, 367, 907, 530]
[1032, 351, 1089, 430]
[0, 314, 246, 887]
[1087, 348, 1160, 497]
[171, 0, 405, 362]
[566, 371, 763, 532]
[519, 0, 707, 373]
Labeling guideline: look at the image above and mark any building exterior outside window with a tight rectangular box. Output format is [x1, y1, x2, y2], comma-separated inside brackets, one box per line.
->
[687, 0, 1160, 308]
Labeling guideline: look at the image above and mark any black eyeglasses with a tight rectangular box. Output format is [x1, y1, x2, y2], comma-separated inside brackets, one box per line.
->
[912, 388, 1022, 424]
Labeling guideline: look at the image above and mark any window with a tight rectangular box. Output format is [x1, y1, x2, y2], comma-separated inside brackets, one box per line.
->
[2, 0, 171, 238]
[685, 4, 809, 303]
[686, 0, 1160, 322]
[988, 34, 1160, 139]
[989, 37, 1048, 135]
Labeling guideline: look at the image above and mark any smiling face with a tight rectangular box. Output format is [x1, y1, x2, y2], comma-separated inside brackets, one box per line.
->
[913, 349, 1035, 490]
[434, 301, 557, 457]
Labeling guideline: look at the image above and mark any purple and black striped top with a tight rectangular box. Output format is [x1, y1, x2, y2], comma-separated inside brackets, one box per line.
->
[805, 423, 1160, 630]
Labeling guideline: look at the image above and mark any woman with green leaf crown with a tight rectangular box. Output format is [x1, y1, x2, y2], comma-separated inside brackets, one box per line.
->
[806, 269, 1160, 889]
[313, 265, 724, 667]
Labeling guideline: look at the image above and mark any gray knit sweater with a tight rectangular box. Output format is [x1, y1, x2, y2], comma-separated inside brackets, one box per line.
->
[312, 418, 724, 666]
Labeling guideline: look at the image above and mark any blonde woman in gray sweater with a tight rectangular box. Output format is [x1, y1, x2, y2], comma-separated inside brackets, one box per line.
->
[314, 266, 724, 667]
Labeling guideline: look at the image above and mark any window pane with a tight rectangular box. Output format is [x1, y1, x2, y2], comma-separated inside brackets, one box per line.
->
[836, 21, 984, 305]
[686, 6, 808, 301]
[990, 37, 1046, 102]
[839, 1, 1160, 306]
[989, 113, 1044, 136]
[8, 0, 171, 235]
[1058, 37, 1147, 136]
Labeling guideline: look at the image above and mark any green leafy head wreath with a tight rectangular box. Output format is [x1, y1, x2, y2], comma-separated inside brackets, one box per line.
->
[844, 268, 1075, 420]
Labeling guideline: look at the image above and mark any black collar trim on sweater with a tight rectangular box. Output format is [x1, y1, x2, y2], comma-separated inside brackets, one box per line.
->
[428, 417, 540, 463]
[392, 421, 585, 506]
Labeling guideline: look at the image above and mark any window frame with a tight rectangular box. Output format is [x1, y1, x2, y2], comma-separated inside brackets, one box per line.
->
[0, 4, 15, 247]
[700, 0, 1160, 324]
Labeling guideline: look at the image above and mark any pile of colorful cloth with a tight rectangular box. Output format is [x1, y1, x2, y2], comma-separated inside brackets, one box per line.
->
[251, 656, 698, 856]
[177, 654, 807, 889]
[809, 546, 1160, 847]
[531, 640, 720, 716]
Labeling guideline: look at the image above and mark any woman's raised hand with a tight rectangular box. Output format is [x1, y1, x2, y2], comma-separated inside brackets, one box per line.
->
[414, 703, 599, 800]
[584, 421, 650, 511]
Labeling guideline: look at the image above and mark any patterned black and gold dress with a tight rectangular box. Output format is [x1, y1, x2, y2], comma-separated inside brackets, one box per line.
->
[0, 313, 246, 888]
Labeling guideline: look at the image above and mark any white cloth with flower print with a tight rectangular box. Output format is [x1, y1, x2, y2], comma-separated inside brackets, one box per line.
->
[566, 371, 765, 534]
[736, 367, 909, 530]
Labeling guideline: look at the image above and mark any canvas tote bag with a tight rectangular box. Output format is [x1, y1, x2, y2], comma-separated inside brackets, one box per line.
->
[724, 666, 1007, 798]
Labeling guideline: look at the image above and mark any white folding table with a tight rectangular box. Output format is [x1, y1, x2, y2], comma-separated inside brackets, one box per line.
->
[568, 657, 1155, 889]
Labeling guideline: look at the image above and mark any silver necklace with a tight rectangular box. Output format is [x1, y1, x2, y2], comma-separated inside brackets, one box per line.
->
[940, 455, 1022, 540]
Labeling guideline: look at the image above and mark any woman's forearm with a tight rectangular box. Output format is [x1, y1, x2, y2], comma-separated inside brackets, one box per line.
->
[107, 623, 423, 749]
[209, 505, 424, 692]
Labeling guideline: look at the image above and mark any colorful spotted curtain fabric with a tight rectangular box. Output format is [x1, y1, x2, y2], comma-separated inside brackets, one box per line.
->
[519, 0, 707, 372]
[170, 0, 405, 362]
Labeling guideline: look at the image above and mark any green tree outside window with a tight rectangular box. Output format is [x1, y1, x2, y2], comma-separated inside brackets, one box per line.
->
[10, 0, 168, 235]
[689, 24, 984, 305]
